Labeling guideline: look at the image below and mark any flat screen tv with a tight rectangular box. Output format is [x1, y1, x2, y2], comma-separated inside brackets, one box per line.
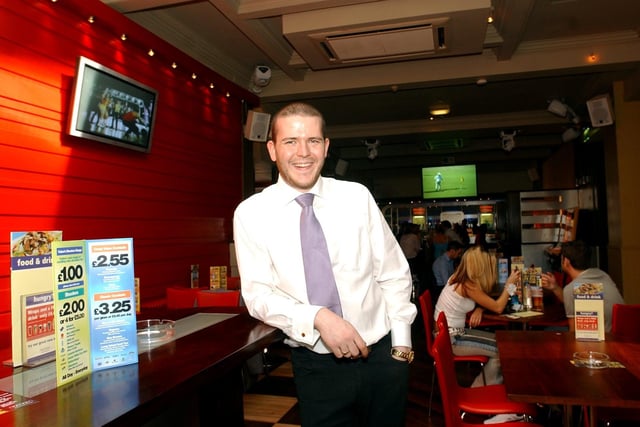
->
[422, 164, 477, 199]
[67, 56, 158, 153]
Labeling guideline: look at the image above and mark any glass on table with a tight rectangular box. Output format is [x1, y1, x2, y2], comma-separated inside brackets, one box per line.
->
[531, 286, 544, 312]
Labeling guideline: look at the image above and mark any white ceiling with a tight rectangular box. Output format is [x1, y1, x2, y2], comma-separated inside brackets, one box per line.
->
[102, 0, 640, 182]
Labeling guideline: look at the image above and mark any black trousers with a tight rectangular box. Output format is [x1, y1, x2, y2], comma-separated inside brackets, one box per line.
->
[290, 333, 409, 427]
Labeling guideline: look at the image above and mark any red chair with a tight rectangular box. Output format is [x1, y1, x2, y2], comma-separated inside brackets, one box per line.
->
[419, 291, 489, 417]
[611, 303, 640, 341]
[593, 304, 640, 426]
[196, 290, 240, 307]
[433, 311, 542, 426]
[166, 287, 198, 309]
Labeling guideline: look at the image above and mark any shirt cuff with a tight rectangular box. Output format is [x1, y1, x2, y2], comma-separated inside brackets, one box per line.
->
[289, 304, 322, 346]
[390, 320, 413, 349]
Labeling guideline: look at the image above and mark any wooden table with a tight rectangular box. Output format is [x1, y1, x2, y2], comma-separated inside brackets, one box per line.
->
[482, 301, 567, 330]
[0, 307, 283, 426]
[497, 330, 640, 427]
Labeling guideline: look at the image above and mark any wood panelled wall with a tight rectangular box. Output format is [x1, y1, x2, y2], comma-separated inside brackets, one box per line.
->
[0, 0, 258, 326]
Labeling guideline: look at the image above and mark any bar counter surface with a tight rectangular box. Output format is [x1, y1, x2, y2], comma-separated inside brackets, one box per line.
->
[0, 306, 283, 426]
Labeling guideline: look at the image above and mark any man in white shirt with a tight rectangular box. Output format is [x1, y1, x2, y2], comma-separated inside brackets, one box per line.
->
[234, 102, 416, 427]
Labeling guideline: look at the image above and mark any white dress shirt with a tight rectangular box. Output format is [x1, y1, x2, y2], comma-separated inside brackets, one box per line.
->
[233, 176, 416, 353]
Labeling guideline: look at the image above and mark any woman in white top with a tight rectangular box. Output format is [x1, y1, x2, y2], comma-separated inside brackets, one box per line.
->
[434, 246, 520, 387]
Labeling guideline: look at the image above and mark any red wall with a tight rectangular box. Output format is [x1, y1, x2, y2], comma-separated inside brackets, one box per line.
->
[0, 1, 258, 326]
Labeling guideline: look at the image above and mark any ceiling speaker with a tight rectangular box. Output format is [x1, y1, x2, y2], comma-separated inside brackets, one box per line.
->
[586, 94, 614, 127]
[244, 110, 271, 142]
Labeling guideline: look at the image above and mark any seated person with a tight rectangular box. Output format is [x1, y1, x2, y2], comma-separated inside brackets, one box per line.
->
[540, 240, 624, 332]
[431, 240, 464, 300]
[434, 246, 520, 388]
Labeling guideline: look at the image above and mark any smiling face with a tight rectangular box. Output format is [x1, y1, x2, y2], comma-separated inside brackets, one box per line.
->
[267, 113, 329, 192]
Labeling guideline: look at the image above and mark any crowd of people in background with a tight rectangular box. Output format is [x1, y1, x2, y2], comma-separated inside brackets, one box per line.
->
[395, 218, 496, 300]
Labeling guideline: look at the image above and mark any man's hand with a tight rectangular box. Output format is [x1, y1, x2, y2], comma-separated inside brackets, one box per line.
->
[540, 272, 558, 291]
[314, 308, 369, 359]
[541, 272, 564, 302]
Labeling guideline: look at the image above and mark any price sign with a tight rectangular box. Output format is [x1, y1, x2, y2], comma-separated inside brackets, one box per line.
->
[52, 241, 91, 386]
[86, 238, 138, 370]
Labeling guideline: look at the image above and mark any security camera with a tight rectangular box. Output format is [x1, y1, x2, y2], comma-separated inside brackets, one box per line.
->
[500, 131, 516, 152]
[250, 66, 271, 93]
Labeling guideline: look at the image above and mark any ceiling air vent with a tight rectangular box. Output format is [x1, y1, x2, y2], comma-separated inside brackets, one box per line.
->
[321, 24, 440, 63]
[283, 1, 490, 70]
[425, 138, 464, 151]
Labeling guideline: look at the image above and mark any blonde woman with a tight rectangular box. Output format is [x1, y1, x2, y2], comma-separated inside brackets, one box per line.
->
[434, 246, 520, 387]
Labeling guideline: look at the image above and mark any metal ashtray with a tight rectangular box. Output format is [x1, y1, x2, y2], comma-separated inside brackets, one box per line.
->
[572, 351, 610, 369]
[137, 319, 176, 345]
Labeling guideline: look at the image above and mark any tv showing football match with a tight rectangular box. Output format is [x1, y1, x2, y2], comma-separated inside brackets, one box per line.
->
[421, 164, 478, 199]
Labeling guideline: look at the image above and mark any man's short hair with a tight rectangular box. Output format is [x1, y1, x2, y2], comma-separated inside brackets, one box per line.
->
[446, 241, 464, 251]
[561, 240, 591, 270]
[268, 102, 325, 141]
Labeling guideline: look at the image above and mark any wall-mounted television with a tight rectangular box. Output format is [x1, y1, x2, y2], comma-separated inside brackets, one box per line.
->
[421, 164, 478, 199]
[67, 56, 158, 153]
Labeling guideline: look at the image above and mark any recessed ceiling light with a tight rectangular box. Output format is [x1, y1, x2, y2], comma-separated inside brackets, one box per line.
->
[429, 104, 450, 116]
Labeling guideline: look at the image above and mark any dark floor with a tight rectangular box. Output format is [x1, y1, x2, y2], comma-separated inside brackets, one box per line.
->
[241, 308, 574, 427]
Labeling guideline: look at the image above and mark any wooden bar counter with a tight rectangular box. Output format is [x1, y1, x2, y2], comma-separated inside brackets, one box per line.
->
[0, 307, 283, 426]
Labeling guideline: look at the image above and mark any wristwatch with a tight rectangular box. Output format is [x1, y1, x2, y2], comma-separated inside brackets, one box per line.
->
[390, 348, 414, 363]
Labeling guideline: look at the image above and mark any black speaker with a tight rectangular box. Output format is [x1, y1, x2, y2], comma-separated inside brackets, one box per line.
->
[587, 94, 614, 127]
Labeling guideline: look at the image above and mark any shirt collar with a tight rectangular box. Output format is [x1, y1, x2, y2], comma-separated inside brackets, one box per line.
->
[275, 175, 326, 205]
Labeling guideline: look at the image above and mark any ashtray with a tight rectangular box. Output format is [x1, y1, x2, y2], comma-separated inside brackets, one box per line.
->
[572, 351, 610, 369]
[137, 319, 176, 345]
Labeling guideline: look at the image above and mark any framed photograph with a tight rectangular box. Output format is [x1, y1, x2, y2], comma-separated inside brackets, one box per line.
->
[67, 56, 158, 153]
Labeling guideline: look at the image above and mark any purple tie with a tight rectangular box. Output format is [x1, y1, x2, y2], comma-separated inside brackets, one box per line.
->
[296, 193, 343, 316]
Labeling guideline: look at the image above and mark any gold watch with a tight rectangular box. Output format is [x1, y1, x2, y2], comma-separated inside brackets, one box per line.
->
[390, 348, 414, 363]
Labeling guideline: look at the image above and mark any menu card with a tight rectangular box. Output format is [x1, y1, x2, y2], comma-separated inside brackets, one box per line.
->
[9, 230, 62, 367]
[52, 238, 138, 386]
[574, 282, 605, 341]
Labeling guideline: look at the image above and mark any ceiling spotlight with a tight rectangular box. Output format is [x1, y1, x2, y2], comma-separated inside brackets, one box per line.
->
[562, 127, 581, 143]
[429, 104, 450, 116]
[500, 131, 516, 152]
[547, 99, 580, 124]
[547, 99, 567, 117]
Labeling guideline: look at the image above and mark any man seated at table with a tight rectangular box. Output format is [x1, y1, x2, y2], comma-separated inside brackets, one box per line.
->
[431, 240, 464, 301]
[540, 240, 624, 332]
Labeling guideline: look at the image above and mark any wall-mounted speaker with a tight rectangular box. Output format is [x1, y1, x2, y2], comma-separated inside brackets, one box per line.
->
[244, 110, 271, 142]
[586, 94, 614, 128]
[335, 159, 349, 176]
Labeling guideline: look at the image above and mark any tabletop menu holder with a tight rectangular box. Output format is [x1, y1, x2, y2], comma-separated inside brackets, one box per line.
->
[574, 282, 605, 341]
